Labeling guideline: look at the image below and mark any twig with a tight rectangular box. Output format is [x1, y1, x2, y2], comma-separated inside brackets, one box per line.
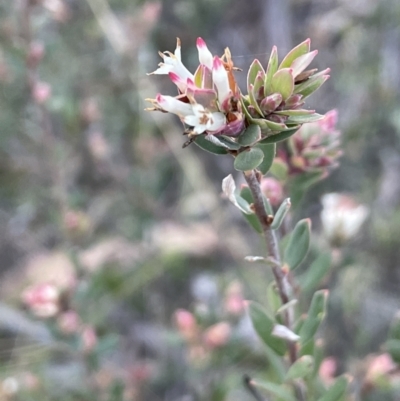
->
[243, 170, 298, 366]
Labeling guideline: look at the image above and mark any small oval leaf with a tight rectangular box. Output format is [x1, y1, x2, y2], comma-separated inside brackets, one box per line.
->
[279, 39, 311, 69]
[271, 198, 291, 230]
[285, 355, 314, 381]
[271, 68, 294, 101]
[299, 290, 329, 345]
[259, 127, 300, 144]
[264, 46, 279, 96]
[256, 143, 276, 175]
[238, 124, 261, 146]
[249, 301, 287, 356]
[234, 148, 264, 171]
[194, 135, 228, 154]
[284, 218, 311, 270]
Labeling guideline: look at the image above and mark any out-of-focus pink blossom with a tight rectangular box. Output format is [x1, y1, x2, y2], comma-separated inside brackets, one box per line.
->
[81, 326, 97, 353]
[319, 357, 337, 385]
[57, 311, 81, 334]
[285, 109, 342, 176]
[22, 283, 60, 318]
[366, 353, 396, 382]
[224, 281, 245, 316]
[203, 322, 231, 349]
[27, 42, 45, 67]
[260, 177, 284, 207]
[32, 82, 52, 104]
[174, 309, 198, 341]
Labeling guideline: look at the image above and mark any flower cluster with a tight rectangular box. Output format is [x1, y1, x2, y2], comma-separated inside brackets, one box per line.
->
[285, 109, 342, 175]
[146, 38, 244, 141]
[146, 38, 329, 149]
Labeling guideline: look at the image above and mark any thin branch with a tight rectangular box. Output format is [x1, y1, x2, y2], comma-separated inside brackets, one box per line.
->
[243, 169, 297, 364]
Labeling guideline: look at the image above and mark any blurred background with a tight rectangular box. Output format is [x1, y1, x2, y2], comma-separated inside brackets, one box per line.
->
[1, 0, 400, 400]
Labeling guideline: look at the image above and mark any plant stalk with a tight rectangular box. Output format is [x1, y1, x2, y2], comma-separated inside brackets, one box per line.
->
[243, 170, 301, 390]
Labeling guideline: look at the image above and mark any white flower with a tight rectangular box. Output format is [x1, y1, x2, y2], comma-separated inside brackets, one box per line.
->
[151, 94, 193, 116]
[321, 193, 369, 244]
[148, 38, 193, 81]
[212, 56, 231, 106]
[196, 37, 213, 69]
[183, 103, 226, 134]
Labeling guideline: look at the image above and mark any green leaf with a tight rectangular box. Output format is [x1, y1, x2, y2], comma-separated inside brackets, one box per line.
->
[266, 282, 282, 314]
[249, 301, 287, 356]
[264, 46, 279, 96]
[299, 290, 329, 345]
[234, 148, 264, 171]
[247, 59, 265, 95]
[287, 113, 324, 124]
[240, 186, 262, 233]
[248, 84, 264, 116]
[285, 355, 314, 381]
[386, 339, 400, 364]
[216, 136, 241, 150]
[274, 109, 315, 116]
[317, 376, 349, 401]
[279, 39, 311, 69]
[271, 198, 291, 230]
[271, 68, 294, 101]
[252, 379, 296, 401]
[194, 135, 228, 154]
[299, 252, 332, 292]
[264, 119, 288, 131]
[284, 219, 311, 270]
[313, 340, 324, 376]
[259, 127, 300, 144]
[256, 143, 276, 175]
[238, 124, 261, 146]
[270, 158, 289, 181]
[294, 74, 329, 99]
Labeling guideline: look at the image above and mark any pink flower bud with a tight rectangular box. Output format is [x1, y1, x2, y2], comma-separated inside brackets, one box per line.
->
[32, 82, 51, 104]
[203, 322, 231, 349]
[22, 283, 60, 318]
[224, 281, 245, 316]
[260, 177, 284, 207]
[27, 42, 45, 67]
[81, 326, 97, 353]
[366, 353, 396, 382]
[319, 357, 337, 385]
[174, 309, 198, 341]
[58, 311, 81, 334]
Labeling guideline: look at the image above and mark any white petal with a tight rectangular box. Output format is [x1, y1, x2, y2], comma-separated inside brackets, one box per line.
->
[156, 94, 193, 116]
[207, 112, 226, 131]
[183, 114, 200, 126]
[212, 56, 231, 105]
[197, 37, 213, 69]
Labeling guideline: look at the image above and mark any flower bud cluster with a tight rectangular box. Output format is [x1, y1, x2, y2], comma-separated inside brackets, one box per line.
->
[285, 109, 342, 175]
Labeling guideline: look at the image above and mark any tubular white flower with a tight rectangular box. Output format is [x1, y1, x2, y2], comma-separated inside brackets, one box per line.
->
[196, 37, 213, 69]
[183, 104, 226, 134]
[212, 56, 231, 105]
[155, 94, 193, 116]
[148, 38, 194, 81]
[168, 72, 188, 93]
